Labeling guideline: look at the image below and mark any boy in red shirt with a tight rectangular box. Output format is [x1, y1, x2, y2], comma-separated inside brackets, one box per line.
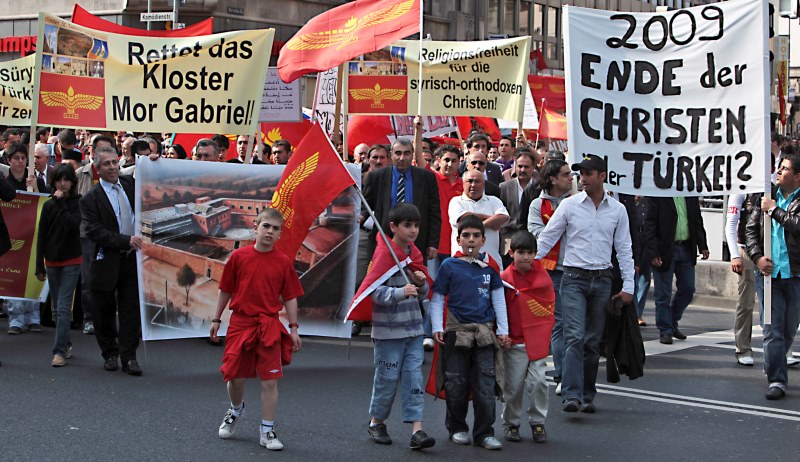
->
[210, 208, 303, 451]
[500, 230, 555, 443]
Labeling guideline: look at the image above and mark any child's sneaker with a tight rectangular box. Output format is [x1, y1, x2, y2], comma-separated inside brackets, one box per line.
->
[260, 430, 284, 450]
[218, 404, 243, 439]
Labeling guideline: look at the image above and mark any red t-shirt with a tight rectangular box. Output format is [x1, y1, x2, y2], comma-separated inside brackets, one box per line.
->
[428, 165, 463, 255]
[503, 264, 535, 345]
[219, 246, 304, 317]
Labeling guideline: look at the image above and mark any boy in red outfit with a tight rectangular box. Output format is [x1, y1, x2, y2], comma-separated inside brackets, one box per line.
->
[500, 230, 555, 444]
[210, 208, 303, 451]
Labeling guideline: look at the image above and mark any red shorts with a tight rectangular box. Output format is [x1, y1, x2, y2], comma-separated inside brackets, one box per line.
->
[221, 326, 283, 382]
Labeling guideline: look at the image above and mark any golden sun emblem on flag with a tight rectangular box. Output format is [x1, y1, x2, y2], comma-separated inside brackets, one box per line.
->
[270, 152, 319, 229]
[9, 239, 25, 251]
[527, 298, 554, 317]
[40, 85, 103, 119]
[265, 128, 283, 145]
[286, 0, 416, 51]
[349, 84, 406, 109]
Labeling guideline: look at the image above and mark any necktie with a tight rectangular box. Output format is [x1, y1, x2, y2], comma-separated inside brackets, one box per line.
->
[114, 184, 134, 236]
[396, 173, 405, 204]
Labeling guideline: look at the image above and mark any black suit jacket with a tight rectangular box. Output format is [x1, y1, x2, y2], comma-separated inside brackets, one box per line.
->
[457, 161, 503, 186]
[80, 175, 136, 291]
[0, 176, 17, 256]
[644, 196, 708, 270]
[362, 165, 440, 258]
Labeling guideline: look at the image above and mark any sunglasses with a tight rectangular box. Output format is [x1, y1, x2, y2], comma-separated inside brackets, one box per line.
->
[470, 160, 486, 166]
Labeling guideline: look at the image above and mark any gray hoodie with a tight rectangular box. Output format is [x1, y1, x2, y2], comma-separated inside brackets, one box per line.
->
[528, 189, 570, 270]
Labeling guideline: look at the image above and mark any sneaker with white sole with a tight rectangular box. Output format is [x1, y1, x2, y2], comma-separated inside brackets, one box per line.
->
[260, 430, 284, 450]
[423, 338, 434, 351]
[787, 354, 800, 367]
[450, 431, 470, 445]
[218, 404, 244, 439]
[479, 436, 503, 450]
[737, 356, 754, 366]
[555, 382, 562, 395]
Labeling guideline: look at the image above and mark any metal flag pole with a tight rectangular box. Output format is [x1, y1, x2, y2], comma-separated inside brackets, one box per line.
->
[417, 0, 424, 117]
[355, 184, 412, 286]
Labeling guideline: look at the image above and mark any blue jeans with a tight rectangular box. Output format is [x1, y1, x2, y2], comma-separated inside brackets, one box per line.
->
[443, 330, 497, 441]
[369, 336, 424, 422]
[548, 269, 564, 382]
[634, 261, 652, 319]
[559, 269, 612, 404]
[47, 264, 81, 357]
[7, 299, 40, 328]
[762, 277, 800, 386]
[653, 243, 695, 336]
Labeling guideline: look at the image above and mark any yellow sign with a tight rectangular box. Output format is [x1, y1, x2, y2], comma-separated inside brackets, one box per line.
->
[0, 55, 35, 126]
[393, 37, 530, 120]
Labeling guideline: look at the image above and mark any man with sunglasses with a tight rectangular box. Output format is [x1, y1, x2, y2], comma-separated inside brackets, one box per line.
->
[459, 133, 503, 186]
[466, 151, 501, 199]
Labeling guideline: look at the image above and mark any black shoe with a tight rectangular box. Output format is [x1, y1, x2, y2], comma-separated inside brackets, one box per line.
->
[672, 328, 687, 340]
[503, 426, 521, 442]
[580, 402, 596, 414]
[367, 422, 392, 445]
[766, 386, 785, 400]
[103, 356, 119, 371]
[121, 359, 143, 376]
[562, 399, 580, 412]
[531, 424, 547, 443]
[659, 334, 673, 345]
[410, 430, 435, 449]
[351, 321, 362, 337]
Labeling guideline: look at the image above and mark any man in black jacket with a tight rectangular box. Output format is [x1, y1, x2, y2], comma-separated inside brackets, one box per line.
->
[746, 154, 800, 400]
[644, 196, 709, 344]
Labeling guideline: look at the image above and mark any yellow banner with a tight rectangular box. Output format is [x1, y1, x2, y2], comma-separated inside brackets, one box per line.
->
[0, 55, 35, 126]
[400, 37, 530, 120]
[33, 13, 273, 134]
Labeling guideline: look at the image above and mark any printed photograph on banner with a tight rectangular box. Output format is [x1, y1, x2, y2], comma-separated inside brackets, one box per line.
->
[136, 159, 358, 341]
[347, 59, 408, 114]
[563, 1, 768, 196]
[0, 192, 50, 302]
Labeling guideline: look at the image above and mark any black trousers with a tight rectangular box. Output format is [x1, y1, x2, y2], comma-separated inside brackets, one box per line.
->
[91, 253, 140, 362]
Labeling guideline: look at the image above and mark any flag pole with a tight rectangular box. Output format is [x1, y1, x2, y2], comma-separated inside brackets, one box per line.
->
[243, 134, 255, 164]
[417, 0, 424, 117]
[333, 63, 346, 161]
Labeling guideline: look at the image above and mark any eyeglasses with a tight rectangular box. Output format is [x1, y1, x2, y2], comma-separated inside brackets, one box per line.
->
[470, 160, 486, 166]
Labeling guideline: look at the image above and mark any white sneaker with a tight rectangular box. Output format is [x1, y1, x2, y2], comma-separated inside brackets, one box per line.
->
[555, 382, 562, 396]
[787, 354, 800, 366]
[480, 436, 503, 450]
[218, 404, 243, 439]
[423, 338, 434, 351]
[260, 430, 284, 450]
[450, 431, 470, 445]
[737, 356, 754, 366]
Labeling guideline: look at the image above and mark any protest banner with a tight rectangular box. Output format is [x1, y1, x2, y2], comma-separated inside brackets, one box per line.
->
[346, 37, 530, 120]
[390, 115, 457, 139]
[32, 13, 273, 135]
[498, 84, 539, 130]
[0, 55, 35, 126]
[0, 192, 49, 302]
[312, 67, 346, 136]
[260, 67, 302, 123]
[564, 0, 768, 196]
[135, 158, 359, 340]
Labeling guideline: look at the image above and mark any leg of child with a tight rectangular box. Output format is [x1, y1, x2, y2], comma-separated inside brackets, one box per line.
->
[401, 337, 424, 433]
[369, 339, 404, 426]
[501, 347, 527, 431]
[469, 344, 497, 443]
[227, 378, 246, 408]
[260, 379, 278, 422]
[526, 357, 549, 425]
[443, 332, 471, 437]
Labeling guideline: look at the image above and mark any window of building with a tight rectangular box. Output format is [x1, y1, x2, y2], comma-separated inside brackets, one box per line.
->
[520, 1, 531, 36]
[533, 3, 544, 36]
[547, 6, 558, 38]
[546, 42, 557, 62]
[504, 0, 516, 34]
[488, 0, 501, 34]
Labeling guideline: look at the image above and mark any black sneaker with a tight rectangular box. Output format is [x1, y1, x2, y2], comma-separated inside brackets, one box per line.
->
[368, 423, 392, 445]
[410, 430, 435, 450]
[562, 399, 580, 412]
[672, 328, 687, 340]
[531, 424, 547, 443]
[503, 426, 521, 442]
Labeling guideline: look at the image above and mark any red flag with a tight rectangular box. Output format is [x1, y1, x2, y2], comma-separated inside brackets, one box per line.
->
[277, 0, 421, 83]
[72, 4, 213, 37]
[348, 75, 409, 114]
[528, 75, 566, 112]
[538, 107, 567, 140]
[271, 124, 356, 258]
[456, 116, 501, 142]
[501, 262, 555, 361]
[529, 49, 548, 73]
[260, 120, 314, 150]
[347, 115, 394, 154]
[346, 235, 428, 322]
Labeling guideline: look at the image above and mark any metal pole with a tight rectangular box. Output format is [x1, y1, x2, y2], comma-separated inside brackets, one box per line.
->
[173, 0, 179, 26]
[354, 185, 412, 286]
[147, 0, 152, 30]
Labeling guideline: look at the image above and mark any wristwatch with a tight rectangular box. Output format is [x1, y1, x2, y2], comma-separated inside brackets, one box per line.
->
[768, 206, 777, 216]
[288, 322, 299, 329]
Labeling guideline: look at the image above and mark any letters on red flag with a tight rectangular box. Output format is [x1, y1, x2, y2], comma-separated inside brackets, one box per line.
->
[277, 0, 420, 83]
[271, 124, 356, 258]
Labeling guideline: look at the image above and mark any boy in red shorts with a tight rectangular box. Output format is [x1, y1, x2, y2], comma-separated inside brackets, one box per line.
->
[210, 208, 303, 451]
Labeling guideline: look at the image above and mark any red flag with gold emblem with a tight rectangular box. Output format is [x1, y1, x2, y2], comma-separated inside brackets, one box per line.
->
[260, 120, 314, 150]
[38, 74, 106, 127]
[277, 0, 421, 83]
[538, 106, 568, 141]
[348, 75, 408, 114]
[271, 124, 356, 258]
[501, 261, 555, 361]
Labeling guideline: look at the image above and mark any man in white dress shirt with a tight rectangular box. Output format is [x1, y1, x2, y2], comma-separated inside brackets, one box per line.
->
[534, 154, 634, 413]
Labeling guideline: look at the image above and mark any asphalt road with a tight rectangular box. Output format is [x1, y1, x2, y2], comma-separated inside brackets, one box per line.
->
[1, 300, 799, 462]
